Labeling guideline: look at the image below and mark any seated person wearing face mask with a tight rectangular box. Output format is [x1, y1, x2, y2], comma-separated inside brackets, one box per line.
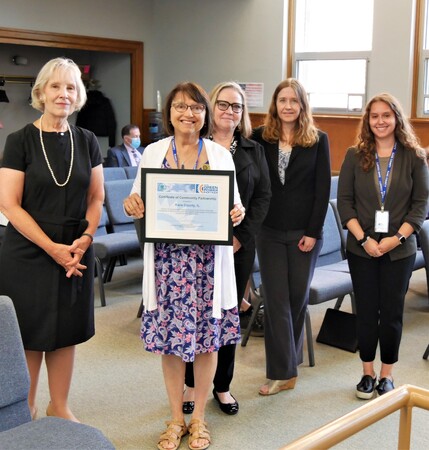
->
[106, 124, 144, 167]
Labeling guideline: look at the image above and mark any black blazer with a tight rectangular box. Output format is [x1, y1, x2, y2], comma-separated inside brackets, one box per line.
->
[252, 127, 331, 239]
[338, 145, 429, 260]
[232, 134, 271, 249]
[105, 144, 144, 167]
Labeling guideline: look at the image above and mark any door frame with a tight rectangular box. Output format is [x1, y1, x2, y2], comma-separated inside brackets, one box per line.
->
[0, 27, 143, 129]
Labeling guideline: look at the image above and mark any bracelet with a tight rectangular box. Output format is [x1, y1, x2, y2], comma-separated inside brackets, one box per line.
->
[82, 232, 94, 242]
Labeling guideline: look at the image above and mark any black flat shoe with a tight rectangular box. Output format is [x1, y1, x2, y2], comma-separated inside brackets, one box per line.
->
[376, 377, 395, 396]
[212, 389, 239, 415]
[356, 374, 377, 400]
[182, 401, 194, 414]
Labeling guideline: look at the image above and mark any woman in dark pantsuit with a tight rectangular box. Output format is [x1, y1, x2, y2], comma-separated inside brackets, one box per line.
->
[252, 78, 331, 395]
[338, 93, 429, 399]
[183, 81, 271, 414]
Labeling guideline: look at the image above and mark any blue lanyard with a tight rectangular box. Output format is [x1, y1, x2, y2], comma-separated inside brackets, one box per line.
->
[172, 138, 203, 170]
[375, 142, 397, 210]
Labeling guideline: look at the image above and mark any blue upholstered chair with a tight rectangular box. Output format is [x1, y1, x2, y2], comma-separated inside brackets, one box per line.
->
[0, 295, 114, 449]
[124, 166, 138, 180]
[103, 167, 127, 182]
[93, 179, 141, 306]
[241, 202, 355, 367]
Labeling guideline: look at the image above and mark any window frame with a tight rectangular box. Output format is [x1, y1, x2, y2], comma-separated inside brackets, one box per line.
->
[288, 0, 372, 116]
[416, 0, 429, 117]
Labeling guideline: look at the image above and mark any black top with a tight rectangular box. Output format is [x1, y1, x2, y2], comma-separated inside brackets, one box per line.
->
[0, 124, 102, 351]
[252, 127, 331, 239]
[232, 134, 271, 249]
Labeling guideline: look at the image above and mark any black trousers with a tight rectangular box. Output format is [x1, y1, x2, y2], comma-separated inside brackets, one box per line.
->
[347, 251, 415, 364]
[256, 226, 322, 379]
[185, 244, 255, 392]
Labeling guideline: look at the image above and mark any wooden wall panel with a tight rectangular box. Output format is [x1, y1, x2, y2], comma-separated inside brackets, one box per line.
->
[249, 113, 429, 174]
[142, 110, 429, 173]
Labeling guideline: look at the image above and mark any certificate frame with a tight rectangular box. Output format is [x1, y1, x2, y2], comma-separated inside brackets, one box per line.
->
[140, 168, 234, 245]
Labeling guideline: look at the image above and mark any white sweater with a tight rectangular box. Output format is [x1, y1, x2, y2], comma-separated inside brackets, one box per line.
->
[131, 136, 241, 318]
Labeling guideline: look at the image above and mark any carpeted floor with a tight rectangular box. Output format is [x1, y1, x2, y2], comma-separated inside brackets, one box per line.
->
[34, 257, 429, 449]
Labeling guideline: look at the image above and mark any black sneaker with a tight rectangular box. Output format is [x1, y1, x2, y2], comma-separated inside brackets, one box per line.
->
[376, 377, 394, 396]
[356, 375, 377, 400]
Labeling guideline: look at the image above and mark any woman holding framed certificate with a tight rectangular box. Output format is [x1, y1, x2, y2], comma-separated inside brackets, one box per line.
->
[183, 81, 271, 416]
[123, 82, 245, 450]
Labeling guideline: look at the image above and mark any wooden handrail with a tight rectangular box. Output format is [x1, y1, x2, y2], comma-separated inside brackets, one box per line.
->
[281, 384, 429, 450]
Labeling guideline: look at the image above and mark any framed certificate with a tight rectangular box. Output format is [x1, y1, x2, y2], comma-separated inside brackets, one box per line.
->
[140, 168, 234, 245]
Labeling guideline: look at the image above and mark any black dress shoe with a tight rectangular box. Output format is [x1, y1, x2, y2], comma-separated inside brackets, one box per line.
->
[356, 375, 377, 400]
[212, 389, 239, 415]
[182, 401, 194, 414]
[376, 377, 394, 396]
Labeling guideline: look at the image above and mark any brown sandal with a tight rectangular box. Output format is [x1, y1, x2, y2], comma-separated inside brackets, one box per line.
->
[157, 420, 187, 450]
[188, 418, 211, 450]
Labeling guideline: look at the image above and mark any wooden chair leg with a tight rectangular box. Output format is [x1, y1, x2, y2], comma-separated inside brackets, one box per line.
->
[103, 257, 117, 283]
[137, 298, 144, 318]
[240, 294, 264, 347]
[95, 256, 106, 307]
[305, 308, 315, 367]
[423, 344, 429, 360]
[333, 295, 345, 310]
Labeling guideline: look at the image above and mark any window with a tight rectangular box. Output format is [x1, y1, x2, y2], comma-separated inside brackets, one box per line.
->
[293, 0, 374, 113]
[419, 0, 429, 115]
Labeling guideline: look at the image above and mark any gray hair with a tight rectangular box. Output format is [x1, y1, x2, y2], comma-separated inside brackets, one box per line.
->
[31, 57, 87, 112]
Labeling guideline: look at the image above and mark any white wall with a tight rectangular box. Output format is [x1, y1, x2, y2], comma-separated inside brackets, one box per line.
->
[0, 0, 420, 131]
[369, 0, 416, 113]
[0, 0, 155, 104]
[152, 0, 286, 112]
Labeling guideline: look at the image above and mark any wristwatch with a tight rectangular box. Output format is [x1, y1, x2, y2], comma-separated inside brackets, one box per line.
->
[395, 232, 406, 244]
[357, 234, 370, 246]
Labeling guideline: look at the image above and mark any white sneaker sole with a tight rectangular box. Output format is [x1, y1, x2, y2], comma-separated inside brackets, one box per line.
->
[356, 389, 376, 400]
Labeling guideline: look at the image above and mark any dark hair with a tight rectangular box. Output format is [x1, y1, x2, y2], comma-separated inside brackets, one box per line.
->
[162, 82, 212, 138]
[121, 124, 139, 138]
[356, 93, 426, 171]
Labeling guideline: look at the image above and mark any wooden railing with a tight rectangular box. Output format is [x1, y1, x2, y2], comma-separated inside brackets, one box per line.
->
[280, 384, 429, 450]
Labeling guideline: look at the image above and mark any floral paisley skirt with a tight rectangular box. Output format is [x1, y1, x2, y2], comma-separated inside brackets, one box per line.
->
[141, 243, 240, 362]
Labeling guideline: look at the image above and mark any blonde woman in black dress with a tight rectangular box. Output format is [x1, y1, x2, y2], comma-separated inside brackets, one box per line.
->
[0, 58, 104, 421]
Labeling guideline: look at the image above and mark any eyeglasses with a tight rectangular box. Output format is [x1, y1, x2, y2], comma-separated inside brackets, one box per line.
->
[216, 100, 244, 113]
[172, 102, 205, 114]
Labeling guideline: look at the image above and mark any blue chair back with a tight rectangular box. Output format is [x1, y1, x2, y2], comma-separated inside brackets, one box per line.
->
[0, 296, 32, 431]
[124, 166, 138, 180]
[103, 167, 127, 182]
[104, 179, 135, 232]
[317, 202, 343, 267]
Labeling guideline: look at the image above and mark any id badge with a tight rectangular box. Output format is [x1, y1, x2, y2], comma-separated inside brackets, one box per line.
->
[375, 210, 389, 233]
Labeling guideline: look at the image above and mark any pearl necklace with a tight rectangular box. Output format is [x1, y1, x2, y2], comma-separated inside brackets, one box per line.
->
[39, 114, 74, 187]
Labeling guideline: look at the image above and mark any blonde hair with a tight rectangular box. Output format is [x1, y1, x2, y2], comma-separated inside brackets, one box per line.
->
[209, 81, 252, 138]
[263, 78, 319, 147]
[31, 57, 87, 112]
[356, 93, 426, 171]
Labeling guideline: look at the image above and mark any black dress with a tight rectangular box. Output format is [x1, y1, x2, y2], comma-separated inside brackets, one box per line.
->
[0, 123, 102, 351]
